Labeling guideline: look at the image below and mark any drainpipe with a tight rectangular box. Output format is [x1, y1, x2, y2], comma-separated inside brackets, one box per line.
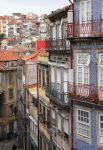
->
[37, 63, 40, 150]
[68, 0, 74, 150]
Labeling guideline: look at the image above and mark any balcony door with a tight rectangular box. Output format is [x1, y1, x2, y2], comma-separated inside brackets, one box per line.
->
[63, 69, 68, 103]
[76, 53, 90, 97]
[98, 54, 103, 101]
[79, 0, 91, 37]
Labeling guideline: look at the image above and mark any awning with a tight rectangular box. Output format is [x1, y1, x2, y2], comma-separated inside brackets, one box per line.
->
[30, 136, 37, 147]
[28, 87, 37, 98]
[29, 115, 37, 125]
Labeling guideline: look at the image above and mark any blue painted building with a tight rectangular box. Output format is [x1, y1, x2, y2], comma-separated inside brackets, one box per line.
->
[68, 0, 103, 149]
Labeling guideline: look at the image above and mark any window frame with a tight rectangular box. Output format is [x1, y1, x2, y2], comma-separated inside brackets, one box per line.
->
[8, 88, 13, 99]
[77, 108, 90, 138]
[98, 54, 103, 87]
[76, 53, 90, 85]
[99, 114, 103, 145]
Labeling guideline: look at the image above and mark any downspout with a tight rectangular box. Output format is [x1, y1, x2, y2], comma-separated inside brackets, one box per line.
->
[68, 0, 74, 150]
[37, 63, 40, 150]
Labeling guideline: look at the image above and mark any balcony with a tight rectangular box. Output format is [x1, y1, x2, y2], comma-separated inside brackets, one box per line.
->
[68, 83, 103, 105]
[39, 121, 51, 142]
[52, 130, 70, 150]
[46, 82, 70, 109]
[48, 38, 70, 53]
[67, 20, 103, 38]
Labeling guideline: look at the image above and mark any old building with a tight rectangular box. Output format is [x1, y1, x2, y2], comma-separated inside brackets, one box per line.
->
[46, 6, 72, 150]
[38, 49, 51, 150]
[0, 50, 18, 140]
[68, 0, 103, 149]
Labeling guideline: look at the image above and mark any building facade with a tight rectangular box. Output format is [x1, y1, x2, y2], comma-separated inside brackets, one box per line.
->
[68, 0, 103, 149]
[0, 51, 18, 140]
[46, 6, 73, 150]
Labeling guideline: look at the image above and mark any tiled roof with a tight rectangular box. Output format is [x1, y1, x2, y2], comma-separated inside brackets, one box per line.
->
[22, 49, 41, 61]
[2, 38, 16, 42]
[0, 50, 19, 61]
[9, 46, 26, 53]
[0, 16, 9, 20]
[8, 19, 16, 25]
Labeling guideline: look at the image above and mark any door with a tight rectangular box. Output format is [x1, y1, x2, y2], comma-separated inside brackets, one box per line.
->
[79, 0, 91, 37]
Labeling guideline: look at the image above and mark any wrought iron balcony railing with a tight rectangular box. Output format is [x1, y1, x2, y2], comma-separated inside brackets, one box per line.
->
[67, 20, 103, 38]
[48, 38, 70, 52]
[68, 83, 103, 105]
[46, 82, 70, 109]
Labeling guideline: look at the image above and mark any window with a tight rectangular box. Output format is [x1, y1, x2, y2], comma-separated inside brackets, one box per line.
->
[101, 0, 103, 19]
[77, 53, 90, 84]
[77, 109, 90, 137]
[99, 54, 103, 87]
[0, 73, 2, 83]
[39, 69, 41, 86]
[46, 70, 49, 87]
[42, 69, 45, 88]
[9, 88, 13, 99]
[8, 72, 12, 84]
[79, 0, 91, 22]
[99, 115, 103, 144]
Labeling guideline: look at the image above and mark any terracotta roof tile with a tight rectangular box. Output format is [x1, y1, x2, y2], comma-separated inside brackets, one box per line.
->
[0, 50, 19, 61]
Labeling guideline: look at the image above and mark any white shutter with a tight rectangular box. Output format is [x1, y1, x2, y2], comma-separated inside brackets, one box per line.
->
[57, 115, 62, 131]
[68, 69, 74, 83]
[52, 110, 55, 119]
[53, 26, 56, 39]
[87, 0, 91, 21]
[102, 0, 103, 19]
[64, 69, 68, 93]
[77, 66, 83, 84]
[59, 24, 62, 38]
[51, 67, 55, 82]
[64, 119, 69, 134]
[57, 68, 61, 84]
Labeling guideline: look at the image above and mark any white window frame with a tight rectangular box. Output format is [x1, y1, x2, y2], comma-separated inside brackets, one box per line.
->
[76, 53, 90, 84]
[98, 54, 103, 87]
[77, 108, 90, 138]
[101, 0, 103, 19]
[99, 114, 103, 145]
[79, 0, 91, 22]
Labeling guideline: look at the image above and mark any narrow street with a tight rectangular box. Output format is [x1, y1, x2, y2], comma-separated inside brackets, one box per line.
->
[0, 139, 18, 150]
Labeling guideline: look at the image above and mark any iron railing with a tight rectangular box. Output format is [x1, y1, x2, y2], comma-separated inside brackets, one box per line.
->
[48, 38, 70, 51]
[67, 20, 103, 38]
[68, 83, 103, 104]
[46, 82, 69, 108]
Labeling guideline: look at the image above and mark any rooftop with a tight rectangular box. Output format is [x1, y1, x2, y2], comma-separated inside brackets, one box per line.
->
[0, 50, 19, 61]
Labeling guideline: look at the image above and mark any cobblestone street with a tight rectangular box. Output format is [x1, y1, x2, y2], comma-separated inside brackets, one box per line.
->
[0, 139, 18, 150]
